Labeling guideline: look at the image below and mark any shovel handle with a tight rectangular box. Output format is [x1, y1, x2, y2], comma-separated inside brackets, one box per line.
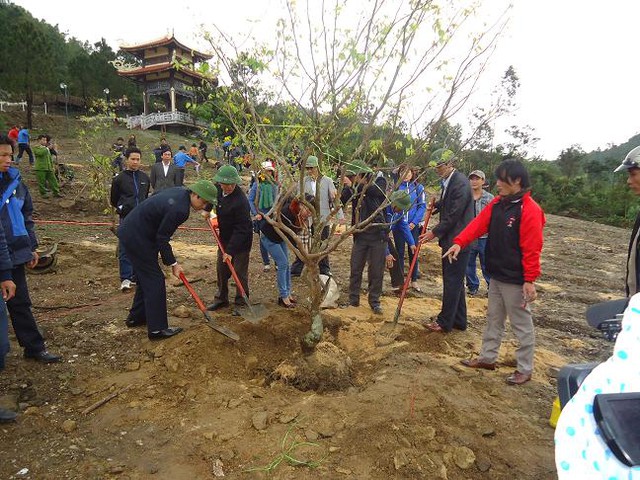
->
[394, 197, 435, 324]
[206, 218, 250, 299]
[179, 272, 207, 313]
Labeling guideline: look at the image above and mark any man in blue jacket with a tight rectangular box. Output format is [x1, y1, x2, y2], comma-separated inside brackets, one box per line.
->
[119, 180, 218, 340]
[0, 138, 17, 423]
[0, 135, 60, 363]
[173, 145, 199, 186]
[15, 126, 34, 165]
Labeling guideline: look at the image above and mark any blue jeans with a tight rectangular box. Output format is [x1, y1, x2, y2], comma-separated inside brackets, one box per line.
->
[118, 237, 135, 282]
[393, 226, 421, 282]
[0, 300, 9, 370]
[260, 236, 291, 298]
[465, 237, 490, 292]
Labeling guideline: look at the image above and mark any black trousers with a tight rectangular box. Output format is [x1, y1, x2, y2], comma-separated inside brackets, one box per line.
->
[7, 264, 45, 354]
[291, 225, 331, 276]
[125, 245, 169, 333]
[387, 238, 404, 289]
[216, 249, 250, 304]
[349, 236, 386, 308]
[436, 249, 470, 331]
[175, 168, 185, 186]
[16, 144, 34, 164]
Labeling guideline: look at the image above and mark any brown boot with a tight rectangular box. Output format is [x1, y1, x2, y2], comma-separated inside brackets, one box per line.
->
[460, 358, 496, 370]
[505, 371, 532, 385]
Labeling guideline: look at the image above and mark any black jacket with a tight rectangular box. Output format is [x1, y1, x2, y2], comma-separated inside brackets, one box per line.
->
[341, 175, 388, 242]
[260, 199, 300, 243]
[119, 187, 191, 266]
[150, 162, 178, 194]
[216, 185, 253, 255]
[431, 170, 473, 250]
[110, 169, 150, 218]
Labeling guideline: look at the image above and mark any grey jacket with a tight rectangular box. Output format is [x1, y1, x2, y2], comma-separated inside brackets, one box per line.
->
[150, 162, 178, 194]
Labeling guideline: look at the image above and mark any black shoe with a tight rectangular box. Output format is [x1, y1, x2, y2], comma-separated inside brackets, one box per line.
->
[339, 301, 360, 308]
[207, 300, 229, 311]
[125, 316, 146, 328]
[0, 408, 17, 423]
[24, 350, 61, 363]
[277, 297, 295, 309]
[371, 305, 383, 315]
[148, 327, 183, 340]
[234, 298, 247, 307]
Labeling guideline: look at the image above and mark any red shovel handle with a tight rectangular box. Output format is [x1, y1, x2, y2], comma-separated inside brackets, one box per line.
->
[205, 218, 249, 299]
[179, 272, 207, 312]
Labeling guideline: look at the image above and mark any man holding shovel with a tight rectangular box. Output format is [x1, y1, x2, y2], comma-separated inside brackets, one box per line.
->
[207, 165, 253, 312]
[119, 180, 218, 340]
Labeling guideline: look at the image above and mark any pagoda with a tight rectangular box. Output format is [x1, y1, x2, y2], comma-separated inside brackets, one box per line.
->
[115, 34, 216, 130]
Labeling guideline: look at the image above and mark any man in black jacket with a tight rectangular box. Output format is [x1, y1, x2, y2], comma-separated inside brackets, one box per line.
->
[110, 147, 150, 292]
[341, 160, 388, 314]
[420, 149, 474, 332]
[207, 166, 253, 311]
[119, 181, 218, 340]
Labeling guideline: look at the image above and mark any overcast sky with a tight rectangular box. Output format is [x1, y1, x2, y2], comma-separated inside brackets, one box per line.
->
[11, 0, 640, 160]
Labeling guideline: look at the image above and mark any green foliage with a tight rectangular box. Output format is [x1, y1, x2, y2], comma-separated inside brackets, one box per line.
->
[76, 117, 117, 212]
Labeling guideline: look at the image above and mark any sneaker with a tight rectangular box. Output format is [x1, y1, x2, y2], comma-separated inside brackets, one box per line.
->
[263, 265, 271, 272]
[120, 279, 133, 292]
[467, 288, 478, 296]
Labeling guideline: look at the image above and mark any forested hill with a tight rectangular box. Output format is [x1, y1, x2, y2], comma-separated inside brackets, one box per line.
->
[584, 132, 640, 163]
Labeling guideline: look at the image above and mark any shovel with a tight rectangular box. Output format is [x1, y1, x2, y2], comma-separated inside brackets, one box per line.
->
[205, 217, 268, 324]
[179, 272, 239, 341]
[393, 197, 436, 325]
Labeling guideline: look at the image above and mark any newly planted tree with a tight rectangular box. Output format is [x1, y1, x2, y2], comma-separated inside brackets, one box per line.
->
[195, 0, 512, 347]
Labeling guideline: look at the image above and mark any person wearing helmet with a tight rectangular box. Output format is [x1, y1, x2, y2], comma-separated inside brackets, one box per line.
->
[419, 149, 474, 333]
[340, 160, 388, 314]
[119, 180, 218, 340]
[615, 145, 640, 296]
[208, 165, 253, 311]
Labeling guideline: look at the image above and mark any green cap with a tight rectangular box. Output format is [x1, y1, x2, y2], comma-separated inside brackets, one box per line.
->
[429, 148, 455, 167]
[305, 155, 319, 168]
[213, 165, 242, 184]
[189, 180, 218, 206]
[389, 190, 411, 211]
[345, 159, 373, 175]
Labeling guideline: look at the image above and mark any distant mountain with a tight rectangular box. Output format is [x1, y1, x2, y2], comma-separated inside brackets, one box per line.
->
[584, 133, 640, 163]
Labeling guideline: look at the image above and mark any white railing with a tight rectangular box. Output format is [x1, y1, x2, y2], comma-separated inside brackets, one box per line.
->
[126, 111, 207, 129]
[0, 101, 27, 112]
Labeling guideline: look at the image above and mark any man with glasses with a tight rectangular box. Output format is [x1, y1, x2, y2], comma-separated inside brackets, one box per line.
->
[291, 155, 337, 277]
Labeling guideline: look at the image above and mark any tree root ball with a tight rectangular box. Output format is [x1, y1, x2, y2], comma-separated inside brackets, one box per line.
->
[271, 342, 353, 392]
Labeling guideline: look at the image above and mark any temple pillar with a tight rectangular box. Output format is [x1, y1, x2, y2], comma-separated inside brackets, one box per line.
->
[170, 87, 176, 112]
[142, 90, 149, 115]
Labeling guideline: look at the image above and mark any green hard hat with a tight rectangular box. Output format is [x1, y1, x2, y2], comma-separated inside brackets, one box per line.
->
[430, 148, 456, 167]
[389, 190, 411, 211]
[345, 159, 373, 175]
[213, 165, 242, 184]
[189, 180, 218, 206]
[305, 155, 319, 168]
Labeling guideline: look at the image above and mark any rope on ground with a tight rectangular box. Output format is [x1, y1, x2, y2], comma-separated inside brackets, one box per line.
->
[34, 219, 211, 232]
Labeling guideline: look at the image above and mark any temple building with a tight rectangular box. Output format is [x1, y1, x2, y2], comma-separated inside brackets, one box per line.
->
[115, 35, 216, 130]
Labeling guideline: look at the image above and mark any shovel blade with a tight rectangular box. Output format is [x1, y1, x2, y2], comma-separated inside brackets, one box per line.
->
[235, 303, 269, 324]
[203, 311, 240, 341]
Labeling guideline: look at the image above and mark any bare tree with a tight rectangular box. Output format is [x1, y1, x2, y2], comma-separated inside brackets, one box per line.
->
[198, 0, 511, 348]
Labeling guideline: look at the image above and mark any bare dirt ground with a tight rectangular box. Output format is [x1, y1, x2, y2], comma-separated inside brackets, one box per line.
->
[0, 116, 627, 479]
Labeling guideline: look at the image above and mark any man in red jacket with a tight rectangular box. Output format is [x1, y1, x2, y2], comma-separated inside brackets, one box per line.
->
[442, 159, 545, 385]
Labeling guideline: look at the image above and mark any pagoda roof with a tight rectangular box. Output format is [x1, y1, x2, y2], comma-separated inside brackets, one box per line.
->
[120, 34, 213, 62]
[117, 62, 210, 81]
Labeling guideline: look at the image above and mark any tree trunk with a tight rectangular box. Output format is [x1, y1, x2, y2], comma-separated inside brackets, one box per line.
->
[302, 261, 324, 348]
[26, 87, 33, 129]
